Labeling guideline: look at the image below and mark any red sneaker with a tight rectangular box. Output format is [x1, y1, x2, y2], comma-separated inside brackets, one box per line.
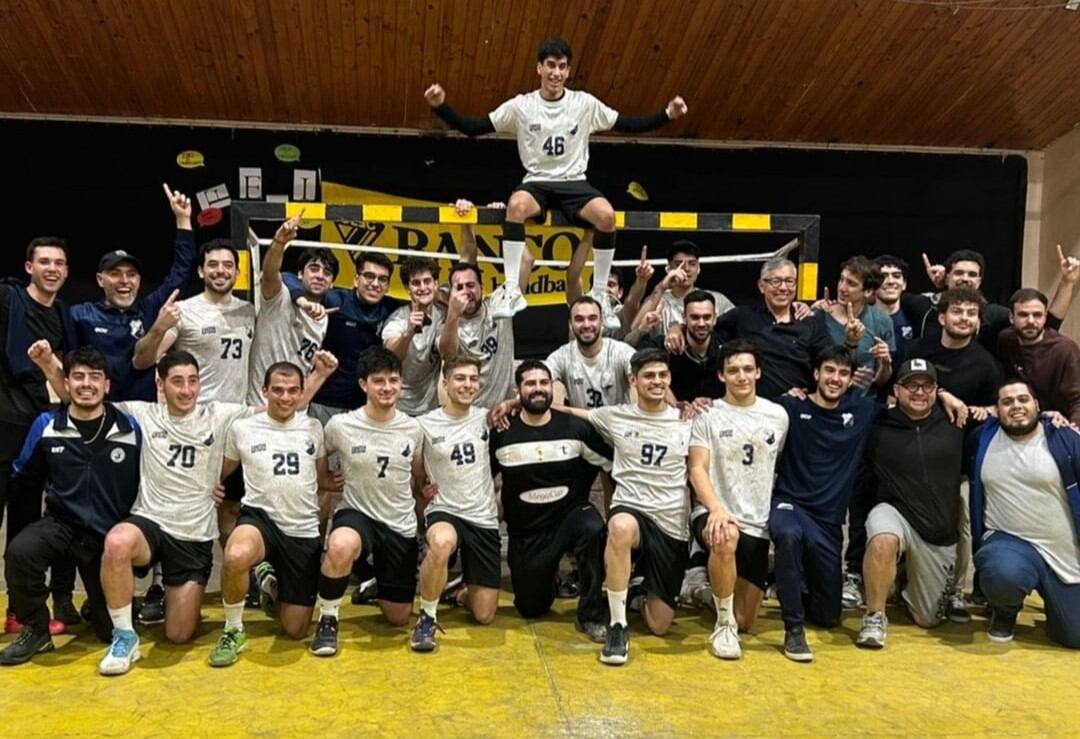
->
[5, 611, 67, 636]
[48, 619, 67, 636]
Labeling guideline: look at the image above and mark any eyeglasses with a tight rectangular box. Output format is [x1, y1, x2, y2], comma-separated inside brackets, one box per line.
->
[900, 381, 937, 394]
[359, 271, 390, 285]
[761, 277, 797, 288]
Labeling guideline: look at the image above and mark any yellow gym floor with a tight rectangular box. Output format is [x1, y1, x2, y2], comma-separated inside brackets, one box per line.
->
[0, 592, 1075, 737]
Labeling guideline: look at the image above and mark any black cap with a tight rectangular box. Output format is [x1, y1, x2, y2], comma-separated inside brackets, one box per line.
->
[896, 358, 938, 384]
[97, 250, 143, 273]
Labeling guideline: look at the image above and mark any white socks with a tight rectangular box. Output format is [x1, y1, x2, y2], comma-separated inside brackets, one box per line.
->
[420, 597, 439, 620]
[591, 248, 615, 297]
[608, 588, 628, 627]
[713, 593, 735, 627]
[223, 599, 245, 631]
[502, 240, 524, 289]
[108, 604, 133, 632]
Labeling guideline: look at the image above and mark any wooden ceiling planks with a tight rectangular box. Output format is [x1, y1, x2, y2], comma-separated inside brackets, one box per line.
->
[2, 0, 1080, 149]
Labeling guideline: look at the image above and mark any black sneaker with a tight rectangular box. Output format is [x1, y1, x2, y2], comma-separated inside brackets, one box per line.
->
[556, 569, 581, 599]
[0, 624, 55, 666]
[627, 575, 646, 614]
[245, 570, 261, 608]
[309, 615, 340, 657]
[574, 618, 607, 644]
[946, 591, 971, 624]
[783, 628, 814, 663]
[410, 612, 443, 653]
[600, 623, 630, 665]
[80, 601, 92, 623]
[987, 609, 1016, 644]
[350, 577, 378, 605]
[138, 584, 166, 625]
[53, 598, 82, 627]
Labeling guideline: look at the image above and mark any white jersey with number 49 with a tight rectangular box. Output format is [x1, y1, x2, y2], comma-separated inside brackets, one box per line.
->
[418, 406, 498, 529]
[117, 401, 254, 542]
[170, 293, 255, 403]
[489, 89, 618, 182]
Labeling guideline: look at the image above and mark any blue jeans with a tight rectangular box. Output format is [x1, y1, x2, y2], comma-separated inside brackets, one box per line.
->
[769, 500, 843, 630]
[975, 531, 1080, 649]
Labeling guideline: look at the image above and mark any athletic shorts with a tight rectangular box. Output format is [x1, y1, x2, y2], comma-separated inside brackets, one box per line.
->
[223, 464, 245, 502]
[237, 506, 321, 607]
[128, 515, 214, 587]
[610, 505, 688, 611]
[424, 511, 501, 589]
[866, 502, 957, 626]
[514, 180, 605, 228]
[691, 513, 771, 591]
[332, 508, 418, 604]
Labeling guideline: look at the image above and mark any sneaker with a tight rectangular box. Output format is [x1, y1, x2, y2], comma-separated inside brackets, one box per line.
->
[137, 584, 165, 625]
[254, 561, 278, 618]
[53, 598, 82, 627]
[783, 628, 814, 663]
[208, 627, 248, 667]
[555, 569, 580, 599]
[98, 628, 141, 676]
[946, 590, 971, 624]
[80, 601, 92, 623]
[410, 612, 443, 653]
[574, 619, 607, 644]
[709, 622, 742, 660]
[678, 567, 709, 609]
[3, 611, 64, 636]
[595, 292, 623, 335]
[627, 575, 646, 614]
[350, 577, 378, 605]
[856, 611, 888, 649]
[488, 283, 527, 319]
[987, 609, 1016, 644]
[600, 622, 630, 665]
[842, 573, 864, 610]
[440, 577, 467, 608]
[245, 569, 261, 608]
[309, 615, 339, 657]
[0, 624, 54, 665]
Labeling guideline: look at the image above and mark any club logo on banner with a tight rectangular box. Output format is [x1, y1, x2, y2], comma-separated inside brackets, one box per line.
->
[319, 181, 588, 306]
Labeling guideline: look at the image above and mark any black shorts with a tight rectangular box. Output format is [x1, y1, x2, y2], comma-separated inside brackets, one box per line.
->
[691, 514, 771, 591]
[223, 464, 245, 503]
[332, 508, 418, 604]
[610, 505, 688, 610]
[237, 506, 321, 607]
[127, 515, 214, 587]
[514, 180, 605, 228]
[425, 511, 501, 589]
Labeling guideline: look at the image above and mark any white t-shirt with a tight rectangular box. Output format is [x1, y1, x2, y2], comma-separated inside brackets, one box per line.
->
[325, 407, 424, 538]
[453, 301, 515, 409]
[380, 304, 444, 416]
[590, 404, 692, 540]
[689, 397, 790, 539]
[418, 406, 498, 529]
[489, 89, 618, 182]
[247, 286, 327, 406]
[659, 289, 735, 337]
[545, 338, 634, 409]
[170, 293, 255, 403]
[982, 426, 1080, 583]
[224, 411, 325, 538]
[118, 400, 253, 542]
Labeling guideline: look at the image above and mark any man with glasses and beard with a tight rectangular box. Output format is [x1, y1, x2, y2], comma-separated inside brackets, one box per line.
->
[970, 379, 1080, 649]
[489, 360, 613, 642]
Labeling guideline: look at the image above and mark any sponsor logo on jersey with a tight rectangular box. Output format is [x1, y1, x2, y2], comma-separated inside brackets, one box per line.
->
[251, 443, 267, 453]
[94, 327, 109, 334]
[718, 429, 733, 438]
[201, 326, 217, 335]
[351, 444, 367, 454]
[110, 447, 126, 463]
[842, 413, 854, 428]
[520, 485, 569, 504]
[151, 431, 168, 440]
[50, 445, 65, 454]
[432, 435, 445, 444]
[528, 123, 541, 132]
[799, 413, 812, 420]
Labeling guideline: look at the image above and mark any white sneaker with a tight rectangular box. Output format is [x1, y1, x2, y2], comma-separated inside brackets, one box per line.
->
[99, 628, 141, 676]
[488, 283, 527, 318]
[592, 291, 623, 334]
[709, 622, 742, 660]
[855, 611, 888, 649]
[842, 573, 864, 610]
[678, 567, 709, 609]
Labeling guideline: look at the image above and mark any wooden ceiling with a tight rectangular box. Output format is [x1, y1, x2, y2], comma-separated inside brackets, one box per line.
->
[2, 0, 1080, 149]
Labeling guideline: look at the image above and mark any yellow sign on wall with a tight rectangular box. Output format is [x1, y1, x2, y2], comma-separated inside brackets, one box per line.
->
[319, 182, 587, 306]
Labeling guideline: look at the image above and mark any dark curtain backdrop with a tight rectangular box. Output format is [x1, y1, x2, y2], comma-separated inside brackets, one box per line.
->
[1, 120, 1026, 357]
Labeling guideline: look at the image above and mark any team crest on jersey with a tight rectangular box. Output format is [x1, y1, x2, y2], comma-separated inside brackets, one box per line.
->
[842, 413, 855, 428]
[569, 124, 579, 136]
[110, 448, 126, 463]
[203, 434, 214, 446]
[306, 441, 316, 456]
[129, 319, 144, 339]
[528, 123, 541, 132]
[246, 328, 254, 340]
[480, 429, 489, 442]
[901, 326, 913, 339]
[766, 432, 776, 445]
[351, 444, 366, 454]
[400, 443, 411, 457]
[201, 326, 216, 336]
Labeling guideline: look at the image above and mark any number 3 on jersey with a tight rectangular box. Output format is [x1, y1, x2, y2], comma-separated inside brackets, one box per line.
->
[542, 135, 565, 157]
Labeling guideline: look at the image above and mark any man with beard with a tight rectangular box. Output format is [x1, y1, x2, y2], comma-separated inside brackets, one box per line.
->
[0, 347, 140, 665]
[566, 237, 652, 339]
[970, 379, 1080, 648]
[381, 257, 444, 416]
[647, 290, 725, 406]
[856, 359, 965, 649]
[770, 346, 882, 663]
[247, 213, 338, 405]
[545, 296, 635, 409]
[489, 360, 613, 642]
[997, 288, 1080, 426]
[440, 262, 530, 409]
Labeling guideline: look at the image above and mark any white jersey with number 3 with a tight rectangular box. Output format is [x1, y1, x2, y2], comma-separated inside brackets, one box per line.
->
[589, 404, 692, 540]
[489, 89, 618, 182]
[418, 406, 498, 529]
[170, 293, 255, 403]
[689, 397, 790, 539]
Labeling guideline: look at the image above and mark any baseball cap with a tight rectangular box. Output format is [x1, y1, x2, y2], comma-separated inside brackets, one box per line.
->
[97, 250, 143, 273]
[895, 358, 938, 384]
